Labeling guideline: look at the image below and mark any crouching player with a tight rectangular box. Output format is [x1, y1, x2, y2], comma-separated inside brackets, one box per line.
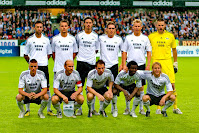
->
[16, 59, 49, 118]
[87, 60, 114, 117]
[114, 61, 142, 117]
[51, 60, 84, 118]
[141, 62, 175, 117]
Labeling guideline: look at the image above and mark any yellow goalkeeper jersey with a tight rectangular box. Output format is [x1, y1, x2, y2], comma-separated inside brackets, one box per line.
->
[148, 31, 176, 60]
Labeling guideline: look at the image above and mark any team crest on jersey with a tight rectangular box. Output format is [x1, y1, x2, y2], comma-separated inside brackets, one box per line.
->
[141, 40, 144, 42]
[114, 42, 117, 44]
[27, 80, 30, 83]
[131, 40, 133, 42]
[104, 41, 106, 43]
[165, 38, 169, 40]
[33, 42, 35, 44]
[43, 42, 46, 44]
[81, 38, 83, 39]
[69, 42, 72, 43]
[92, 38, 94, 40]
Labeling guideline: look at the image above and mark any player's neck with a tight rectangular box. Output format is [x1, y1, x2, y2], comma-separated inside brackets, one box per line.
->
[85, 29, 92, 34]
[61, 32, 68, 37]
[134, 32, 141, 36]
[65, 71, 71, 76]
[30, 72, 36, 77]
[35, 33, 42, 38]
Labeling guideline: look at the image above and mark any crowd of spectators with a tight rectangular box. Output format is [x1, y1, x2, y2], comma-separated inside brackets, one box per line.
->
[0, 9, 199, 41]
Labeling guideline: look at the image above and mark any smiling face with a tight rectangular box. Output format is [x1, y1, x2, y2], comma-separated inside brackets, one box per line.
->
[132, 22, 142, 35]
[128, 65, 138, 76]
[152, 63, 162, 77]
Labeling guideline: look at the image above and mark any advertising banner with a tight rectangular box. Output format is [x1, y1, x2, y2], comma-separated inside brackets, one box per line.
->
[0, 46, 20, 57]
[0, 40, 18, 46]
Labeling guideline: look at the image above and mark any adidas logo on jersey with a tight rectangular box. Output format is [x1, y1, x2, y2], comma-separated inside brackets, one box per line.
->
[33, 42, 35, 44]
[104, 41, 106, 43]
[131, 40, 133, 42]
[58, 41, 61, 43]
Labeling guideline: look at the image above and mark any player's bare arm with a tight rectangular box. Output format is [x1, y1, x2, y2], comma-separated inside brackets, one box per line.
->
[114, 84, 129, 99]
[52, 52, 55, 60]
[24, 55, 29, 63]
[146, 51, 151, 70]
[159, 91, 173, 106]
[73, 53, 77, 59]
[47, 54, 51, 60]
[87, 86, 104, 101]
[128, 87, 139, 101]
[18, 88, 33, 99]
[121, 51, 128, 72]
[70, 86, 83, 100]
[54, 88, 68, 104]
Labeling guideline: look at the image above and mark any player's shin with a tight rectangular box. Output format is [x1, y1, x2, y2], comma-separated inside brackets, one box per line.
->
[101, 99, 111, 111]
[39, 100, 48, 112]
[173, 90, 177, 109]
[47, 90, 52, 111]
[87, 100, 92, 110]
[53, 102, 62, 112]
[112, 95, 118, 110]
[17, 100, 25, 112]
[25, 103, 30, 111]
[139, 91, 144, 110]
[91, 96, 95, 111]
[143, 100, 150, 111]
[74, 102, 82, 112]
[162, 100, 174, 111]
[132, 97, 140, 112]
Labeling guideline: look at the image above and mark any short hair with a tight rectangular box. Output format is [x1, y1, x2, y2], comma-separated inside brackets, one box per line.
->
[132, 19, 143, 26]
[64, 60, 73, 67]
[29, 59, 37, 63]
[35, 20, 43, 25]
[60, 19, 69, 25]
[106, 21, 115, 28]
[156, 18, 165, 23]
[96, 59, 105, 67]
[127, 61, 138, 69]
[84, 17, 93, 23]
[152, 62, 162, 69]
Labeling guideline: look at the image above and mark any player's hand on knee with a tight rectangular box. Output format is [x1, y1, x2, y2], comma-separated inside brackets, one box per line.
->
[70, 92, 77, 100]
[159, 98, 165, 106]
[32, 93, 39, 100]
[63, 97, 68, 104]
[173, 62, 178, 73]
[119, 65, 123, 72]
[127, 94, 133, 101]
[97, 94, 105, 101]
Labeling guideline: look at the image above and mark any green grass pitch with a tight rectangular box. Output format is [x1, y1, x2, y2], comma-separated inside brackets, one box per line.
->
[0, 57, 199, 133]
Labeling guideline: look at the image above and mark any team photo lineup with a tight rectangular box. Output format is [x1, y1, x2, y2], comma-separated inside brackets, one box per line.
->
[15, 15, 184, 119]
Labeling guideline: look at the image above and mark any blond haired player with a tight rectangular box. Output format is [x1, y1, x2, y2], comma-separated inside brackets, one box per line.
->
[121, 19, 151, 115]
[148, 18, 182, 114]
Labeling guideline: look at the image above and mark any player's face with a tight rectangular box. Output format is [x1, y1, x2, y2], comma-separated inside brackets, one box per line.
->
[60, 22, 68, 33]
[152, 64, 161, 77]
[65, 61, 74, 75]
[128, 65, 138, 76]
[107, 24, 116, 37]
[29, 62, 38, 76]
[132, 22, 142, 34]
[84, 19, 93, 30]
[35, 23, 43, 35]
[156, 21, 166, 34]
[96, 64, 105, 75]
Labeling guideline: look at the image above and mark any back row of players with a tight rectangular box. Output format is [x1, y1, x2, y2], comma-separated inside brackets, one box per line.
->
[16, 17, 182, 118]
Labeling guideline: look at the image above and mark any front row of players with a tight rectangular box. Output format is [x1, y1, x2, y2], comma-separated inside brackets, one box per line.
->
[16, 59, 175, 118]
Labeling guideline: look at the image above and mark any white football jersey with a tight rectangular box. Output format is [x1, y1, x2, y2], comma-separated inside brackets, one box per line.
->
[99, 34, 123, 68]
[114, 70, 142, 87]
[121, 33, 151, 66]
[18, 70, 47, 93]
[24, 34, 52, 66]
[137, 71, 173, 97]
[52, 33, 78, 72]
[86, 69, 114, 89]
[76, 31, 100, 65]
[53, 69, 82, 92]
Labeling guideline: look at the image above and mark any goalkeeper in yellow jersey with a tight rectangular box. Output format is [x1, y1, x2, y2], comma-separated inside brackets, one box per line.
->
[148, 18, 182, 114]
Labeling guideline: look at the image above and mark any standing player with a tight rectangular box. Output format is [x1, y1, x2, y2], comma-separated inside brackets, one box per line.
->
[114, 61, 142, 117]
[121, 19, 151, 115]
[51, 60, 84, 118]
[99, 21, 123, 117]
[52, 20, 78, 74]
[148, 18, 182, 114]
[16, 59, 49, 118]
[141, 62, 176, 117]
[24, 20, 55, 116]
[87, 60, 114, 117]
[75, 17, 100, 115]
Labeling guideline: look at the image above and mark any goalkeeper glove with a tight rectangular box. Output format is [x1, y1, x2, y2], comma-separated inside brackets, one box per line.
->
[173, 62, 178, 73]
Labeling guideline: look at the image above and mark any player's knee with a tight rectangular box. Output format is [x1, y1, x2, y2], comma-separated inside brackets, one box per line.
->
[16, 94, 23, 101]
[87, 93, 94, 101]
[104, 92, 112, 101]
[170, 94, 176, 102]
[142, 95, 150, 102]
[76, 95, 84, 104]
[51, 96, 59, 105]
[43, 94, 49, 100]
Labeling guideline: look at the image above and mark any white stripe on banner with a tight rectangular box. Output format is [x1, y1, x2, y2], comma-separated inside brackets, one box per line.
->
[79, 1, 99, 6]
[185, 2, 199, 6]
[133, 1, 152, 6]
[26, 1, 46, 5]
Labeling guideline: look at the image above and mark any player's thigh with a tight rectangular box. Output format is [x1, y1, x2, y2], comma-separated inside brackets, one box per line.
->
[87, 92, 95, 101]
[51, 95, 60, 104]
